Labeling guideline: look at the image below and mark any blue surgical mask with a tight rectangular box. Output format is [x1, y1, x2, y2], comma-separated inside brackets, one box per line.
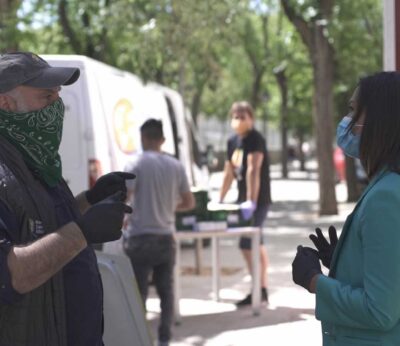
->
[336, 116, 360, 158]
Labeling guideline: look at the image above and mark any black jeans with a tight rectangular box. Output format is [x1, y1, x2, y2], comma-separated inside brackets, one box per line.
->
[123, 234, 176, 342]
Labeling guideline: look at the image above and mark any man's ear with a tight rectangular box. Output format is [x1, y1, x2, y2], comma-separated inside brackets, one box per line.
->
[0, 94, 16, 112]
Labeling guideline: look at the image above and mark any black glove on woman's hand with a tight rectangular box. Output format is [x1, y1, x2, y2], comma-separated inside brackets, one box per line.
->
[309, 226, 338, 269]
[76, 192, 133, 244]
[86, 172, 136, 205]
[292, 246, 322, 292]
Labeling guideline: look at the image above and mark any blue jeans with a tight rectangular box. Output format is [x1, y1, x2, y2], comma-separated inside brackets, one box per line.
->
[239, 204, 269, 250]
[123, 234, 175, 342]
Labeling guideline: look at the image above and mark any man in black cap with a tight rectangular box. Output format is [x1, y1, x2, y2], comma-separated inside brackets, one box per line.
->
[0, 52, 135, 345]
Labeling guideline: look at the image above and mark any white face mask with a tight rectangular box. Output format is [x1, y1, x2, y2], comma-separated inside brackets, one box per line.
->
[231, 119, 246, 133]
[231, 114, 252, 136]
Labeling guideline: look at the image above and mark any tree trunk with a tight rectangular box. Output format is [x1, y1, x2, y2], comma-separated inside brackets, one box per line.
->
[82, 12, 95, 58]
[345, 156, 361, 202]
[274, 68, 289, 178]
[178, 58, 186, 107]
[59, 0, 82, 54]
[281, 0, 338, 215]
[297, 129, 306, 171]
[250, 69, 264, 110]
[0, 0, 20, 51]
[191, 87, 204, 126]
[311, 25, 338, 215]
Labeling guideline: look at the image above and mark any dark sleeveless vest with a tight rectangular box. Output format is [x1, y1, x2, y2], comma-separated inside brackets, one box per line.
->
[0, 136, 67, 346]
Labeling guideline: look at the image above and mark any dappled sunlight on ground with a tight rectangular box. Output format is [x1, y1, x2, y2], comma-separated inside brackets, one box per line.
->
[147, 298, 236, 317]
[144, 167, 355, 345]
[148, 295, 319, 346]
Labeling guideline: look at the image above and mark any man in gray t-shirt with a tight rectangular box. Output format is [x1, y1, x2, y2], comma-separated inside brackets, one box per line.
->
[123, 119, 194, 346]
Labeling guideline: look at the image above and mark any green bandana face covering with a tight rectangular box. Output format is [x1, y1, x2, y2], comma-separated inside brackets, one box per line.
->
[0, 98, 65, 186]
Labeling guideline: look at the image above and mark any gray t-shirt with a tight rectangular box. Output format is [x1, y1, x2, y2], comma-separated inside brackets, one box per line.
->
[124, 151, 190, 236]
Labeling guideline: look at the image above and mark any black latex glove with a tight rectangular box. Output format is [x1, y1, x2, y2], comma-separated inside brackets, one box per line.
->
[309, 226, 338, 269]
[292, 245, 322, 292]
[86, 172, 136, 205]
[76, 192, 133, 244]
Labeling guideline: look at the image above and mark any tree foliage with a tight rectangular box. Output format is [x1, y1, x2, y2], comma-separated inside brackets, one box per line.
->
[0, 0, 22, 51]
[4, 0, 383, 209]
[12, 0, 382, 125]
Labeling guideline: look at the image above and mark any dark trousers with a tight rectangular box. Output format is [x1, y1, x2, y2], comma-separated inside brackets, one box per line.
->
[239, 204, 269, 250]
[123, 234, 176, 342]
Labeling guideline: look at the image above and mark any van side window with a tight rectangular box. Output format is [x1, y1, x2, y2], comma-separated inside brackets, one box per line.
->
[188, 122, 202, 168]
[164, 96, 180, 159]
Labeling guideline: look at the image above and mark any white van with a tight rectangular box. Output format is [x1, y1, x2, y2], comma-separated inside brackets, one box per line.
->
[146, 82, 209, 188]
[41, 55, 213, 343]
[43, 55, 208, 194]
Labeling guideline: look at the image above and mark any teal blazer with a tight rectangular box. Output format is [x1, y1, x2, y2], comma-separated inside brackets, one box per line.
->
[316, 170, 400, 345]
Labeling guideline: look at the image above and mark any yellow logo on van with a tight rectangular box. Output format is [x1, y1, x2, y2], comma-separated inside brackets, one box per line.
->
[113, 99, 136, 154]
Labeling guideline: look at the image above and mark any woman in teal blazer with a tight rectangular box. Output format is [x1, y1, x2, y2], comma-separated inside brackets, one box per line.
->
[292, 71, 400, 346]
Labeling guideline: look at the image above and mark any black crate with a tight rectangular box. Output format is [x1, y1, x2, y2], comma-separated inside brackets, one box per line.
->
[192, 189, 209, 213]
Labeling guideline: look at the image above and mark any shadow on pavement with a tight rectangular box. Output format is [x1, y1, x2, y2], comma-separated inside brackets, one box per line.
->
[268, 200, 349, 230]
[153, 305, 315, 345]
[270, 174, 318, 182]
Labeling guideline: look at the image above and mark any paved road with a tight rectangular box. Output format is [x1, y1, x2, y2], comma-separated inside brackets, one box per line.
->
[147, 167, 356, 346]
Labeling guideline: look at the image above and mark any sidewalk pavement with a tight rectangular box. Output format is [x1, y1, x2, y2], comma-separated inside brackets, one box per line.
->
[146, 166, 356, 346]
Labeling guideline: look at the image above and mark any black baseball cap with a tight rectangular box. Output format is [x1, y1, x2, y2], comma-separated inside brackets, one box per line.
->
[0, 52, 80, 93]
